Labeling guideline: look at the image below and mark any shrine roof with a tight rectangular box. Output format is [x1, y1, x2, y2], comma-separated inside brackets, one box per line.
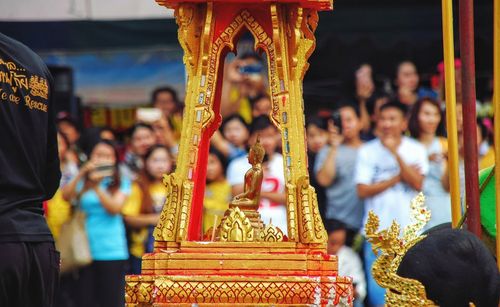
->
[156, 0, 333, 11]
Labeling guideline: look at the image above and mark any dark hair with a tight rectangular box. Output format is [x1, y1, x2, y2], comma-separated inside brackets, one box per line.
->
[394, 60, 417, 80]
[151, 86, 180, 105]
[408, 97, 446, 138]
[129, 123, 154, 138]
[220, 114, 249, 133]
[366, 92, 390, 116]
[249, 92, 270, 106]
[398, 228, 500, 307]
[57, 130, 70, 149]
[379, 100, 408, 116]
[209, 147, 228, 172]
[80, 127, 107, 158]
[306, 115, 328, 131]
[56, 112, 80, 130]
[250, 115, 275, 134]
[85, 139, 121, 194]
[137, 144, 171, 214]
[324, 219, 347, 235]
[337, 100, 361, 118]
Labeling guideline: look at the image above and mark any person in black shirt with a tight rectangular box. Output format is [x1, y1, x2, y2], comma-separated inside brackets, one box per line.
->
[0, 32, 61, 307]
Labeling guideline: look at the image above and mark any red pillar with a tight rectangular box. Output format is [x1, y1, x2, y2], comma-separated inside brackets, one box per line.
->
[459, 0, 481, 236]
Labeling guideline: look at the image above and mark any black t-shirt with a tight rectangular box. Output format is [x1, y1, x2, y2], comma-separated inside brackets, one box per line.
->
[0, 33, 61, 242]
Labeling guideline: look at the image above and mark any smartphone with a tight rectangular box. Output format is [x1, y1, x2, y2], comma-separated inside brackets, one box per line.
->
[136, 108, 162, 123]
[331, 111, 343, 134]
[91, 164, 115, 178]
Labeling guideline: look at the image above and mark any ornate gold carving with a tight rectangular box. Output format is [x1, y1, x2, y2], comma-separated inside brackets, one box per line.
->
[365, 193, 436, 306]
[177, 180, 194, 241]
[296, 176, 327, 243]
[286, 183, 298, 241]
[125, 277, 154, 304]
[219, 207, 254, 242]
[175, 4, 203, 76]
[259, 221, 284, 242]
[287, 7, 318, 80]
[153, 173, 181, 242]
[126, 275, 352, 306]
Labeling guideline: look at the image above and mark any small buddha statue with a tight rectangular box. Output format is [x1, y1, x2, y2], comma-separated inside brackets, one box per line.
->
[230, 138, 265, 211]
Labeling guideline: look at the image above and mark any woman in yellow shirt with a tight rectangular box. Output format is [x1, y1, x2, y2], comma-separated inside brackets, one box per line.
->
[46, 131, 78, 240]
[122, 145, 173, 274]
[203, 149, 232, 234]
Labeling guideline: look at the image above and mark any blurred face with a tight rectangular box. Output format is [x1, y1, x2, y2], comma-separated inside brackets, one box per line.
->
[327, 229, 346, 255]
[456, 104, 463, 134]
[223, 119, 249, 147]
[476, 123, 483, 146]
[378, 107, 407, 138]
[396, 62, 419, 91]
[58, 121, 80, 145]
[340, 107, 362, 140]
[57, 133, 68, 161]
[90, 143, 116, 165]
[154, 91, 176, 117]
[457, 122, 481, 158]
[306, 124, 328, 153]
[252, 96, 272, 118]
[206, 153, 224, 182]
[145, 148, 172, 180]
[131, 127, 156, 156]
[418, 101, 441, 135]
[250, 126, 279, 156]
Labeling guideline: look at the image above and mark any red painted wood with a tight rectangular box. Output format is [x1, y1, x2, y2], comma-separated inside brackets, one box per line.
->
[459, 0, 481, 237]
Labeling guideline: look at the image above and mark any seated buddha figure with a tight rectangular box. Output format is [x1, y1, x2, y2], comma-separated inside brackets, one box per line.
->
[230, 138, 265, 211]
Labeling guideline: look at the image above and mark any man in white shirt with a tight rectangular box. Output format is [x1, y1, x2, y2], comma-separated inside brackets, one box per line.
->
[354, 101, 428, 307]
[227, 115, 287, 232]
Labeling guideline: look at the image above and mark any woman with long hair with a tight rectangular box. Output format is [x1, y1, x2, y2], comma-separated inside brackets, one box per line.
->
[203, 148, 232, 234]
[408, 98, 450, 229]
[62, 139, 131, 307]
[122, 145, 173, 274]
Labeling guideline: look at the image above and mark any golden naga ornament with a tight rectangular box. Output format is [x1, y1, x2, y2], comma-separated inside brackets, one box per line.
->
[126, 0, 354, 305]
[365, 193, 437, 307]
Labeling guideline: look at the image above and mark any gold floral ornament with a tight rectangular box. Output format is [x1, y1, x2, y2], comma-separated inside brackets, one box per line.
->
[365, 193, 437, 306]
[219, 207, 254, 242]
[259, 220, 284, 242]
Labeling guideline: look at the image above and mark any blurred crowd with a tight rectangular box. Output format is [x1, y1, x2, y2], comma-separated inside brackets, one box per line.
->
[45, 53, 496, 307]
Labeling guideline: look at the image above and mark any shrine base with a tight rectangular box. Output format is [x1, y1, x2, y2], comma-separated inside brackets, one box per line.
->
[125, 241, 353, 306]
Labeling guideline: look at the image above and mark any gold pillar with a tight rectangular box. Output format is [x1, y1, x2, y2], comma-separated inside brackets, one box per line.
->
[493, 0, 500, 269]
[441, 0, 461, 227]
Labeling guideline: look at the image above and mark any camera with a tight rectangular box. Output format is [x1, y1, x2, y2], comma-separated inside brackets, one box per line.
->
[89, 163, 115, 181]
[239, 63, 263, 75]
[331, 110, 343, 134]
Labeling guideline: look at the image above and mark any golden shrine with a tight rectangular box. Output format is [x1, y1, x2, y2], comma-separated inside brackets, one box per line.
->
[125, 0, 354, 305]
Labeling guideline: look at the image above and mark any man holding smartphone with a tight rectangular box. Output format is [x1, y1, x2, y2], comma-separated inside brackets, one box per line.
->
[0, 33, 61, 307]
